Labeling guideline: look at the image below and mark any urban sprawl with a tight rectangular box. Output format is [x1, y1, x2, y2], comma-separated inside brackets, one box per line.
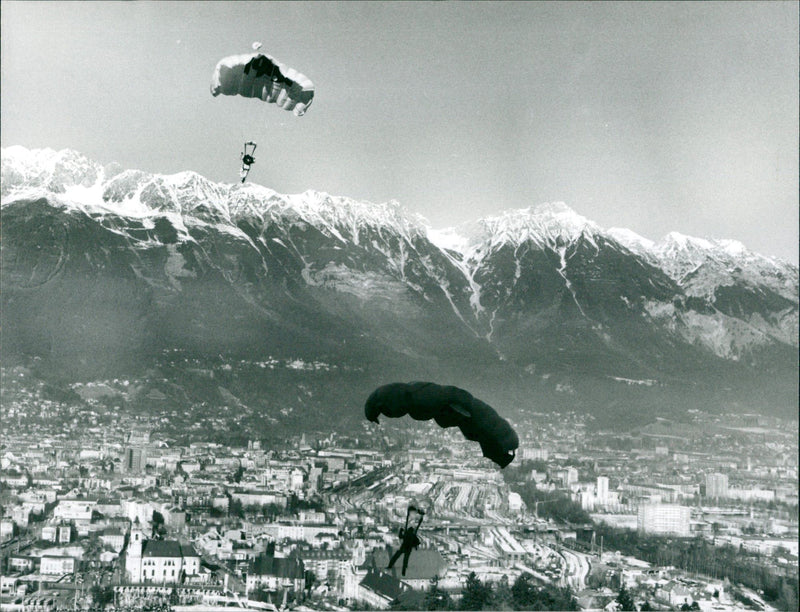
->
[1, 368, 798, 611]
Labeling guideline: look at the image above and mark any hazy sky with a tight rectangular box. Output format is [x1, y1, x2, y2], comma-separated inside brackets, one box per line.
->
[2, 1, 798, 263]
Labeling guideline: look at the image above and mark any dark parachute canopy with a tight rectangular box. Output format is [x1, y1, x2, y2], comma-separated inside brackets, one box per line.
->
[210, 46, 314, 117]
[365, 382, 519, 468]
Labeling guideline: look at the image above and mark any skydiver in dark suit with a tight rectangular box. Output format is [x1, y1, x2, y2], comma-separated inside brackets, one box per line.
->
[387, 505, 425, 576]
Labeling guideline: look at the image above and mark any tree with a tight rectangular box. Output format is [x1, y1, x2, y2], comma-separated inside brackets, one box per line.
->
[229, 497, 244, 518]
[511, 573, 538, 610]
[424, 575, 453, 611]
[616, 584, 635, 611]
[152, 510, 166, 538]
[304, 569, 317, 592]
[90, 585, 115, 609]
[460, 572, 492, 610]
[511, 575, 579, 611]
[490, 575, 514, 611]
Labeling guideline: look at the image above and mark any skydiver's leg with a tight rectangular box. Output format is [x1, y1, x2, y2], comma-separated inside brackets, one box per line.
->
[401, 550, 411, 576]
[387, 548, 403, 570]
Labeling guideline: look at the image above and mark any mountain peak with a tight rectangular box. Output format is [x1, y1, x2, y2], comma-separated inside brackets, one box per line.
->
[660, 231, 714, 251]
[471, 201, 600, 251]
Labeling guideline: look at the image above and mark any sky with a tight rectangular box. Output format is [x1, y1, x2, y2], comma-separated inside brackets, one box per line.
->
[2, 1, 798, 263]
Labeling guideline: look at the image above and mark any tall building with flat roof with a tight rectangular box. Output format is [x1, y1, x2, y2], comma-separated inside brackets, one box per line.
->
[596, 476, 609, 505]
[705, 473, 728, 499]
[123, 447, 146, 473]
[637, 504, 691, 537]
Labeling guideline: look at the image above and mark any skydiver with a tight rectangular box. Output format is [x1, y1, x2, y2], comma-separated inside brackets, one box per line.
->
[387, 505, 424, 576]
[240, 141, 257, 183]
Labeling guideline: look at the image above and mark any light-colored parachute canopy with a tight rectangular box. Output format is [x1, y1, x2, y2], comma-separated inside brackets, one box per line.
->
[211, 50, 314, 117]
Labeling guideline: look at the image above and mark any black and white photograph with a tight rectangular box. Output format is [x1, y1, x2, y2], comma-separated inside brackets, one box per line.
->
[1, 2, 797, 611]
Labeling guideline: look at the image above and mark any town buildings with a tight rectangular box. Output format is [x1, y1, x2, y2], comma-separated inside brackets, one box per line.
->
[0, 377, 796, 610]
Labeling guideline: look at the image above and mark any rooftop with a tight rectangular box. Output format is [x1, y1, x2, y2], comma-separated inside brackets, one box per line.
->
[141, 540, 199, 559]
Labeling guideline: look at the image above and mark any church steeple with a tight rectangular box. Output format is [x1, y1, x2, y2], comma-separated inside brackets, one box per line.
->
[129, 518, 144, 557]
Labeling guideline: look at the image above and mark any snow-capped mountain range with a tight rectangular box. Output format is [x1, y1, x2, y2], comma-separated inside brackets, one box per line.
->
[2, 147, 797, 420]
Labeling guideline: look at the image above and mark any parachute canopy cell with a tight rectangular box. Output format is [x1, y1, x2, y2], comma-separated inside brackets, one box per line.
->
[210, 51, 314, 117]
[364, 382, 519, 468]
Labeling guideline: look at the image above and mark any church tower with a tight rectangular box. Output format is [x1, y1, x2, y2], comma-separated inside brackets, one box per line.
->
[126, 519, 145, 582]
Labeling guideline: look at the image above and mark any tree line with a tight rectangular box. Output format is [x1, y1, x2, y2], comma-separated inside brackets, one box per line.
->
[387, 572, 579, 611]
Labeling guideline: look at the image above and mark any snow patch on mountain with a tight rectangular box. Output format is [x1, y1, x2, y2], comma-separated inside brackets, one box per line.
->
[643, 299, 790, 359]
[301, 263, 416, 308]
[426, 226, 471, 254]
[557, 245, 587, 317]
[164, 244, 197, 290]
[471, 202, 601, 252]
[607, 227, 658, 262]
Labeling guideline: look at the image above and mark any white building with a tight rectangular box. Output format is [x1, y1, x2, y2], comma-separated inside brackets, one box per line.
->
[11, 505, 31, 527]
[597, 476, 609, 505]
[40, 555, 76, 575]
[100, 527, 126, 552]
[705, 473, 728, 499]
[637, 504, 691, 537]
[125, 525, 201, 584]
[254, 521, 339, 544]
[53, 499, 95, 525]
[58, 525, 72, 544]
[121, 499, 154, 526]
[1, 519, 14, 540]
[519, 448, 549, 461]
[726, 487, 775, 503]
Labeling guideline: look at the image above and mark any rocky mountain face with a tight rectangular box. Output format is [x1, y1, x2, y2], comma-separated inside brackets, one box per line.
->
[2, 147, 797, 428]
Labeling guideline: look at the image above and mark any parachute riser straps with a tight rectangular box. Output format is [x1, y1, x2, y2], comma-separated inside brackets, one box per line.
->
[404, 504, 424, 532]
[243, 55, 295, 103]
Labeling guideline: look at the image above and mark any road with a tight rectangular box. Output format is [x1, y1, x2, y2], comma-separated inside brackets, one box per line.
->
[559, 546, 591, 590]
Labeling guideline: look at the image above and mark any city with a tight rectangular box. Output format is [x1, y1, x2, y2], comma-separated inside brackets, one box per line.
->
[1, 365, 798, 611]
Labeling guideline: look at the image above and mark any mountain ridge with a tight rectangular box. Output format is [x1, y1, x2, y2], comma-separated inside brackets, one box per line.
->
[2, 146, 797, 428]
